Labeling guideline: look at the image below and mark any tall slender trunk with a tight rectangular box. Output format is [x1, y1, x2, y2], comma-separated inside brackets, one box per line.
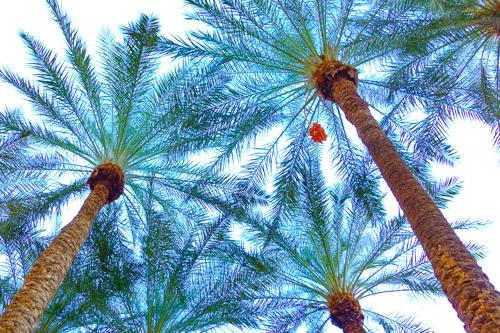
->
[328, 293, 365, 333]
[0, 162, 124, 333]
[0, 184, 108, 333]
[313, 60, 500, 333]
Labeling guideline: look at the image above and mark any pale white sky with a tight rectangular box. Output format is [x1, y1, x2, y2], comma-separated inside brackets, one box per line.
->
[0, 1, 498, 332]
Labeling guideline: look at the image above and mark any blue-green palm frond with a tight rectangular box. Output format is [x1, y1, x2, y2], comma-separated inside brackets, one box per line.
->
[81, 193, 273, 333]
[269, 126, 309, 221]
[364, 309, 433, 333]
[0, 131, 50, 205]
[364, 0, 499, 145]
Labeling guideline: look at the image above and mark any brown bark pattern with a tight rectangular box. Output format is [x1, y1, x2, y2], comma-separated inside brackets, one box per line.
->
[328, 293, 366, 333]
[313, 60, 500, 333]
[0, 184, 109, 333]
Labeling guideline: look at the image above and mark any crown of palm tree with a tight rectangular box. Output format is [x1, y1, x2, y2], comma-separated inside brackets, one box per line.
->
[163, 0, 456, 217]
[242, 150, 485, 332]
[0, 0, 239, 231]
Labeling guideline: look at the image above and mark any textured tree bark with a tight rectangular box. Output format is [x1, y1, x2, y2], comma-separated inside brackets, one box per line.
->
[341, 321, 366, 333]
[328, 293, 366, 333]
[313, 61, 500, 332]
[0, 184, 109, 333]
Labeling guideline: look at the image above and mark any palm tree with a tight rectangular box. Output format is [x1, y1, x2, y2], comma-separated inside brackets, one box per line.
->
[162, 1, 500, 330]
[242, 149, 485, 333]
[368, 0, 499, 147]
[0, 1, 237, 331]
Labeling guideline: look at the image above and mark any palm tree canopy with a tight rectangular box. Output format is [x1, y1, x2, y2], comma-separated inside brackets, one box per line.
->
[161, 0, 459, 213]
[240, 148, 486, 332]
[0, 0, 240, 238]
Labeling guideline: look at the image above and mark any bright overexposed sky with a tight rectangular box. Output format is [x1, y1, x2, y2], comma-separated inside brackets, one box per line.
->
[0, 1, 498, 332]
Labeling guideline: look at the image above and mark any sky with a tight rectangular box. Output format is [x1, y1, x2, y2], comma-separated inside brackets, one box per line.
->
[0, 1, 498, 332]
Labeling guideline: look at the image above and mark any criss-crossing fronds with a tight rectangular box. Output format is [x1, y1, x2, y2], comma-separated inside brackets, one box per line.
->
[159, 0, 462, 204]
[36, 205, 140, 333]
[64, 186, 274, 333]
[0, 131, 32, 170]
[0, 0, 242, 240]
[365, 0, 499, 148]
[0, 131, 50, 223]
[0, 131, 84, 278]
[0, 216, 49, 312]
[0, 204, 139, 333]
[240, 151, 483, 332]
[2, 193, 279, 333]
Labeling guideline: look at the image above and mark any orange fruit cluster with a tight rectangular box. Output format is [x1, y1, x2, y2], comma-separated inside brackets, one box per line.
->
[309, 123, 327, 143]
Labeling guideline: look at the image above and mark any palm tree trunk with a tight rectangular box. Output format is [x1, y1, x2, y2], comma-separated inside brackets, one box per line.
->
[328, 293, 365, 333]
[315, 62, 500, 333]
[0, 184, 109, 333]
[341, 322, 366, 333]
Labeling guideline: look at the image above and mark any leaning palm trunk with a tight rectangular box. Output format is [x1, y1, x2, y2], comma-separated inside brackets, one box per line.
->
[0, 163, 124, 333]
[312, 60, 500, 333]
[328, 293, 366, 333]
